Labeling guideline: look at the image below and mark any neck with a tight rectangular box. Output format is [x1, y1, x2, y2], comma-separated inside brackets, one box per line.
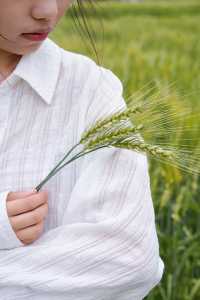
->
[0, 49, 21, 79]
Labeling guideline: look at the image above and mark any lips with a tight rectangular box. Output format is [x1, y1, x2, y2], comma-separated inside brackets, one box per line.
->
[22, 32, 49, 42]
[29, 32, 49, 34]
[26, 30, 50, 34]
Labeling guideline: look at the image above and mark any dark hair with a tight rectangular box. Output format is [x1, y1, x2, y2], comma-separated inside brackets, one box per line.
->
[69, 0, 104, 65]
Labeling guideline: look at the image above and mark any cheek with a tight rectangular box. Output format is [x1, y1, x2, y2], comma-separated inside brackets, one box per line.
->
[0, 1, 22, 30]
[0, 12, 11, 34]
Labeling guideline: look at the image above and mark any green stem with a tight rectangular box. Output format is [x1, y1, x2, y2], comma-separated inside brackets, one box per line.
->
[35, 142, 80, 192]
[35, 135, 133, 192]
[52, 144, 110, 175]
[35, 144, 110, 191]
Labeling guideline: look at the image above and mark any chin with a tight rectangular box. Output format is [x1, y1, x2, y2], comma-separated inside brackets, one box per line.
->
[16, 43, 43, 56]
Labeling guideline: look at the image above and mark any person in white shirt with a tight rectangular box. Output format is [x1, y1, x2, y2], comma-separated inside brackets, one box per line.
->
[0, 0, 164, 299]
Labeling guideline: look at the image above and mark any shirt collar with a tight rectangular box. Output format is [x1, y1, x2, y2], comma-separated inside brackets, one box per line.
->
[13, 38, 62, 105]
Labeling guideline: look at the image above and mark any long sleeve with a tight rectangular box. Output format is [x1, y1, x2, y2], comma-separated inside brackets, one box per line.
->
[0, 66, 164, 299]
[0, 148, 164, 299]
[0, 191, 24, 250]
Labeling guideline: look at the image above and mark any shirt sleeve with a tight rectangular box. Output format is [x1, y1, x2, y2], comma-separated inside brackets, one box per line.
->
[0, 191, 25, 250]
[0, 66, 165, 299]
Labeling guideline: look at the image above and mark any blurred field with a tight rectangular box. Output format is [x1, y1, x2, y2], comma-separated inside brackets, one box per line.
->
[49, 1, 200, 299]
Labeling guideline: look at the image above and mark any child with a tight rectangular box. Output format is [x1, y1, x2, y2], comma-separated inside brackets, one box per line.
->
[0, 0, 164, 299]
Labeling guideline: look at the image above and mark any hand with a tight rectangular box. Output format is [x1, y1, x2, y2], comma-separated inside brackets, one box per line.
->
[6, 190, 48, 245]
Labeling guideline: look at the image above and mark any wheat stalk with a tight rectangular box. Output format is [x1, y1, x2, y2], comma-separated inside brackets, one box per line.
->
[35, 85, 200, 192]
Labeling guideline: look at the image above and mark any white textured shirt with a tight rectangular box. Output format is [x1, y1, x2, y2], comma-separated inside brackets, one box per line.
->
[0, 38, 164, 299]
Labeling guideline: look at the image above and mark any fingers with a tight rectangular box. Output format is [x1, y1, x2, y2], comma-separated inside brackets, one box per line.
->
[16, 221, 44, 245]
[6, 191, 48, 217]
[6, 190, 49, 244]
[7, 190, 37, 201]
[9, 202, 48, 231]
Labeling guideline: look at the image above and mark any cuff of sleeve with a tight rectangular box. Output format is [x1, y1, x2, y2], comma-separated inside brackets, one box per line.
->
[0, 191, 24, 249]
